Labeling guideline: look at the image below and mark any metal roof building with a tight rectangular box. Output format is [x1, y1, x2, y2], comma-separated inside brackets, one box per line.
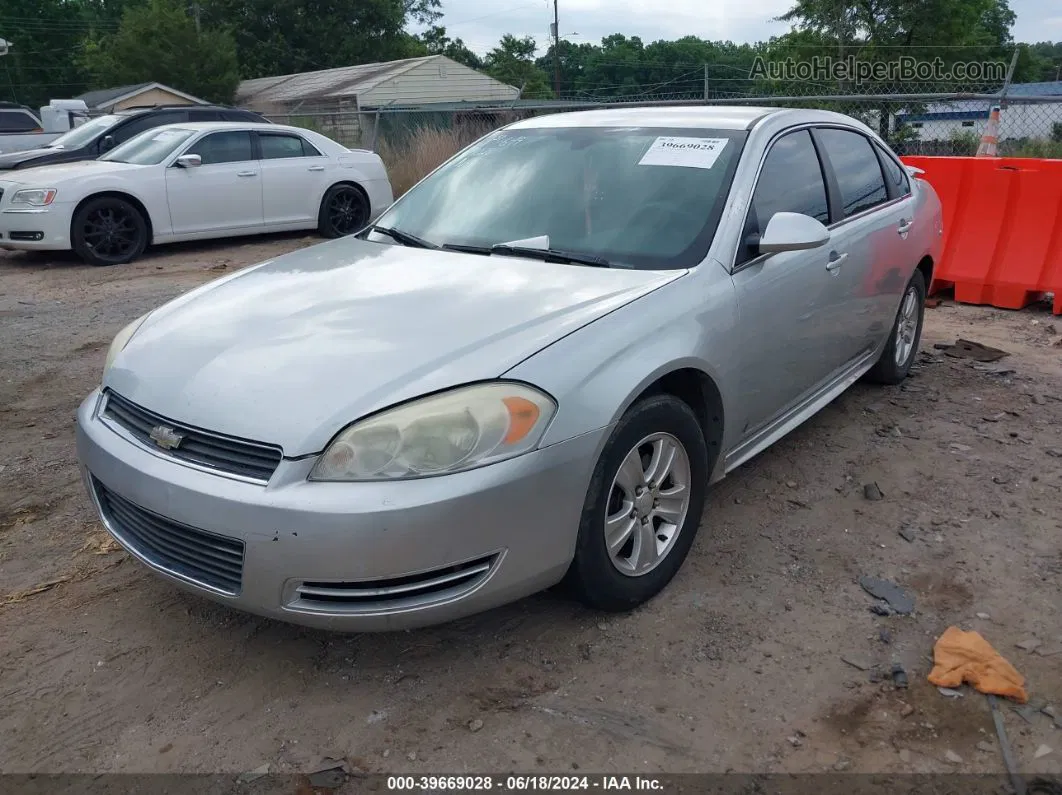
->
[236, 55, 519, 114]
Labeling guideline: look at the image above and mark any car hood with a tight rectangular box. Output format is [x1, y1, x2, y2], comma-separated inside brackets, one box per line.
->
[0, 159, 144, 185]
[0, 147, 61, 169]
[105, 238, 684, 455]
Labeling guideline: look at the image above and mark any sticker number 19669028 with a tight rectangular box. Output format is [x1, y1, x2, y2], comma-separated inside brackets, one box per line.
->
[637, 136, 729, 169]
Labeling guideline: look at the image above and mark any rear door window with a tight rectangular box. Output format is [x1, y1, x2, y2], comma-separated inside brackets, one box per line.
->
[876, 144, 912, 198]
[259, 133, 321, 159]
[188, 109, 225, 122]
[817, 128, 889, 218]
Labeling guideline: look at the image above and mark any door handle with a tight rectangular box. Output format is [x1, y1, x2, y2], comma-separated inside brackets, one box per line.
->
[826, 251, 849, 272]
[897, 218, 913, 235]
[307, 165, 325, 172]
[237, 170, 258, 177]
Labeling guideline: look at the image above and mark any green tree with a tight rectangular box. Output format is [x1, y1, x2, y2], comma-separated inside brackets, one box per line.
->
[534, 35, 764, 100]
[484, 35, 552, 98]
[81, 0, 239, 103]
[775, 0, 1018, 83]
[0, 0, 101, 107]
[418, 26, 483, 70]
[1023, 41, 1062, 82]
[774, 0, 1020, 136]
[199, 0, 440, 78]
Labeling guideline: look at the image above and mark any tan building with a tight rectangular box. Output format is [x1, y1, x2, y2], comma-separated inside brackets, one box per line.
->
[236, 55, 519, 114]
[75, 82, 209, 113]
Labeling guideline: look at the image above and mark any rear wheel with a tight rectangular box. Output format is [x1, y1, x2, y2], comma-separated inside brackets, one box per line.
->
[866, 269, 926, 385]
[317, 184, 369, 238]
[566, 394, 708, 612]
[71, 196, 148, 266]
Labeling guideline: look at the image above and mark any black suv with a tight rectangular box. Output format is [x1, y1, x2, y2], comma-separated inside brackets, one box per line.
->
[0, 104, 270, 171]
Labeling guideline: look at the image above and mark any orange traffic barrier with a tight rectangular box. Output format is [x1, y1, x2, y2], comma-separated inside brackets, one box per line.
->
[901, 155, 1062, 314]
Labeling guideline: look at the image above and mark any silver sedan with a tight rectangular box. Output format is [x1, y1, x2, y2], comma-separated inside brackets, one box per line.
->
[76, 106, 943, 631]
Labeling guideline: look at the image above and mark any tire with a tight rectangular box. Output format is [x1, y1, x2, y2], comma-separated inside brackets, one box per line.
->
[317, 184, 370, 238]
[566, 394, 709, 612]
[866, 269, 926, 385]
[71, 196, 148, 266]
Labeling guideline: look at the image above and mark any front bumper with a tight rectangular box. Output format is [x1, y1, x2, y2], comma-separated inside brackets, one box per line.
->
[75, 390, 607, 631]
[0, 202, 72, 250]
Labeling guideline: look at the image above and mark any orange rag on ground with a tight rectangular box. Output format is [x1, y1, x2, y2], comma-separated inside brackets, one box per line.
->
[927, 626, 1027, 703]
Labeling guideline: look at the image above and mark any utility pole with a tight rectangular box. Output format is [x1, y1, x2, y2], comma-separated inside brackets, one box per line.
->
[836, 0, 846, 93]
[553, 0, 561, 97]
[192, 1, 201, 35]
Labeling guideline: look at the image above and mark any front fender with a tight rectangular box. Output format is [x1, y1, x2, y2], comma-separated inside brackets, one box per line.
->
[67, 176, 168, 237]
[504, 272, 741, 477]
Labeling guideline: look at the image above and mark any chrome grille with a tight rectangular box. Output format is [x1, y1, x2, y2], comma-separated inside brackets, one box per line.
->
[103, 391, 283, 482]
[93, 478, 244, 594]
[293, 556, 496, 613]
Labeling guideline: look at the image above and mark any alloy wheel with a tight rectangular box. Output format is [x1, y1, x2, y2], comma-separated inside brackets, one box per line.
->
[327, 188, 367, 236]
[894, 285, 920, 367]
[603, 432, 692, 577]
[83, 206, 140, 262]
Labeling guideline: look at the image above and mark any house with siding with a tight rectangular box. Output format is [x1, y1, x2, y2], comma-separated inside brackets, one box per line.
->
[236, 55, 519, 115]
[75, 82, 209, 113]
[896, 80, 1062, 142]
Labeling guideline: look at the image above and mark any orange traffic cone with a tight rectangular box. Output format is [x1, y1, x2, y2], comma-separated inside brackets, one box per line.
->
[976, 106, 1000, 157]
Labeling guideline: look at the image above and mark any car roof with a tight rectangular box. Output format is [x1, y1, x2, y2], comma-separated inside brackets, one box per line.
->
[115, 105, 258, 116]
[152, 121, 304, 134]
[507, 105, 867, 132]
[508, 106, 781, 131]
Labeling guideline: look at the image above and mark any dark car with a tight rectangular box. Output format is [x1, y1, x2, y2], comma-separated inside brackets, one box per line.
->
[0, 101, 44, 133]
[0, 104, 270, 171]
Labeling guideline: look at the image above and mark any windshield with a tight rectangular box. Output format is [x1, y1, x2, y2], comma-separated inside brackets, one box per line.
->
[100, 127, 197, 165]
[368, 125, 747, 269]
[45, 114, 120, 149]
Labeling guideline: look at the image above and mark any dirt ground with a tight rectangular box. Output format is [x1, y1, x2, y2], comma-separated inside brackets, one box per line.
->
[1, 236, 1061, 779]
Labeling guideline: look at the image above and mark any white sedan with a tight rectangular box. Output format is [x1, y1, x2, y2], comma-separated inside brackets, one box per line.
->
[0, 122, 393, 265]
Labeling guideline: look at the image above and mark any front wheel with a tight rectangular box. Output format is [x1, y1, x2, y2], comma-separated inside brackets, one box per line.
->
[566, 394, 708, 612]
[318, 184, 370, 238]
[866, 269, 926, 385]
[71, 196, 148, 266]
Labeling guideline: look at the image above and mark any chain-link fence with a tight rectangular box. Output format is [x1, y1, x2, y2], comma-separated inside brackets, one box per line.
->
[265, 89, 1062, 195]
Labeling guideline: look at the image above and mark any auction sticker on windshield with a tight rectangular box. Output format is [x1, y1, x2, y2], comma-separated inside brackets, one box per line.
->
[638, 137, 729, 169]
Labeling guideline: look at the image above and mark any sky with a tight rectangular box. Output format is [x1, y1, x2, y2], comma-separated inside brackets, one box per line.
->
[426, 0, 1061, 56]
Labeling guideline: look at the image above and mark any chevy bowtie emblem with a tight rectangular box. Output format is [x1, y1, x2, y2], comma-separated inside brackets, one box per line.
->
[149, 425, 184, 450]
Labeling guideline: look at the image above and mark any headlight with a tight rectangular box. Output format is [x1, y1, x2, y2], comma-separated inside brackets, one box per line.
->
[103, 313, 150, 376]
[11, 188, 57, 206]
[311, 382, 556, 481]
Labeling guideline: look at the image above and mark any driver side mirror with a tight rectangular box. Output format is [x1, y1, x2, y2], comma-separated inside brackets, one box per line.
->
[174, 154, 202, 169]
[757, 211, 830, 254]
[99, 135, 116, 152]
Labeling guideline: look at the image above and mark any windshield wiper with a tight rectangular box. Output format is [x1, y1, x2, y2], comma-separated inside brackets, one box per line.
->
[441, 243, 493, 255]
[369, 231, 610, 267]
[369, 225, 438, 249]
[490, 244, 611, 268]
